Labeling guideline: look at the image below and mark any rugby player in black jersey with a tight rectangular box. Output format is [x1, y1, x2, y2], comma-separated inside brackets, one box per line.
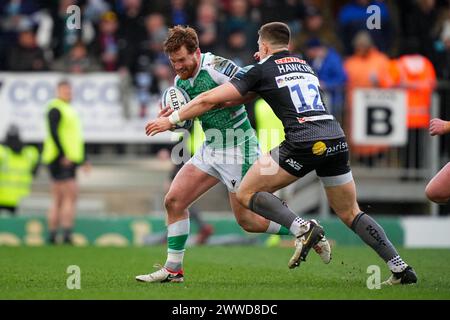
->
[146, 22, 417, 285]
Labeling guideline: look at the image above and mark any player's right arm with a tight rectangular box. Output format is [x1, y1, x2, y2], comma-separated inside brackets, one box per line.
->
[429, 118, 450, 136]
[216, 92, 258, 109]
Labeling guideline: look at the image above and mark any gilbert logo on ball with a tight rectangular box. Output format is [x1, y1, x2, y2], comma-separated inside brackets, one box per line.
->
[162, 86, 193, 130]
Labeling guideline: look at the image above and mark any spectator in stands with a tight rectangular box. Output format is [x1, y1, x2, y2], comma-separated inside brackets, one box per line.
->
[305, 38, 347, 123]
[50, 0, 86, 59]
[83, 0, 110, 24]
[7, 28, 48, 71]
[42, 80, 90, 244]
[218, 27, 253, 67]
[388, 51, 437, 175]
[117, 0, 146, 70]
[166, 0, 193, 26]
[0, 0, 41, 70]
[292, 5, 342, 55]
[434, 6, 450, 80]
[131, 13, 172, 117]
[399, 0, 437, 62]
[52, 40, 101, 73]
[221, 0, 258, 53]
[0, 125, 39, 215]
[425, 118, 450, 204]
[344, 31, 391, 166]
[337, 0, 392, 55]
[91, 11, 122, 71]
[247, 0, 304, 35]
[195, 2, 220, 53]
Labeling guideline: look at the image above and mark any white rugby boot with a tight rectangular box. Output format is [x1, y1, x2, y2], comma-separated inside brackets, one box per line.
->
[136, 264, 184, 283]
[310, 219, 331, 264]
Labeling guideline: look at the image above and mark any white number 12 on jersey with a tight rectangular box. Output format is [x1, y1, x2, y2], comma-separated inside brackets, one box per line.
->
[289, 83, 325, 113]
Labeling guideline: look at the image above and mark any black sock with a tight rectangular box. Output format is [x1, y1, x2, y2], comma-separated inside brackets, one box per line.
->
[63, 228, 73, 243]
[249, 192, 299, 230]
[351, 212, 399, 262]
[48, 230, 57, 244]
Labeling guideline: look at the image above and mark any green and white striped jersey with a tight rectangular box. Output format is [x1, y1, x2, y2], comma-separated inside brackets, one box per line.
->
[175, 52, 255, 148]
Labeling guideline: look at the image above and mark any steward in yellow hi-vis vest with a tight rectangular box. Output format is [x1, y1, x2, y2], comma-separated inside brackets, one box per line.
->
[0, 125, 39, 215]
[42, 98, 84, 166]
[254, 98, 285, 153]
[43, 80, 89, 245]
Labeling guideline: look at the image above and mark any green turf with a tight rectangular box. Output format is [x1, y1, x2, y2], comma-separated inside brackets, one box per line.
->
[1, 245, 450, 299]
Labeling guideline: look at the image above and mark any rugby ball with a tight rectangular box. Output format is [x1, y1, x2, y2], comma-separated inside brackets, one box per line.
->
[161, 86, 193, 130]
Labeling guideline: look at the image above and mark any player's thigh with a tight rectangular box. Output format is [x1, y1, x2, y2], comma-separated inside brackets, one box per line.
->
[325, 180, 356, 215]
[167, 163, 219, 206]
[238, 153, 298, 200]
[316, 146, 359, 225]
[324, 181, 360, 222]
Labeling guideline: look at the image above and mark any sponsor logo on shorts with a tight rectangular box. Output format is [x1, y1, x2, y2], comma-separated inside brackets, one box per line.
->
[285, 158, 302, 171]
[231, 179, 237, 187]
[312, 141, 327, 156]
[325, 141, 348, 157]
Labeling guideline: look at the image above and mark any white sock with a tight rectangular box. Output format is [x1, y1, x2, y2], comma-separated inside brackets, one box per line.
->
[387, 255, 408, 273]
[289, 217, 309, 237]
[265, 221, 279, 233]
[165, 218, 189, 272]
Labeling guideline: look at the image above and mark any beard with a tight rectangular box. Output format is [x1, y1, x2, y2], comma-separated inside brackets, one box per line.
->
[176, 61, 197, 80]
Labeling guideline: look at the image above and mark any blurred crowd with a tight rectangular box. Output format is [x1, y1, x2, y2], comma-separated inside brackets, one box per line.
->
[1, 0, 450, 80]
[1, 0, 449, 160]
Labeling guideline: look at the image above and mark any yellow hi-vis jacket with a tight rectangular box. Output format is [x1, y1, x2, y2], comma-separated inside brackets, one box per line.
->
[0, 145, 39, 207]
[254, 98, 285, 153]
[42, 98, 84, 164]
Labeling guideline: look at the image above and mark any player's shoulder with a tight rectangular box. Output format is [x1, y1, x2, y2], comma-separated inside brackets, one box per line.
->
[174, 75, 181, 86]
[202, 52, 240, 78]
[232, 62, 262, 81]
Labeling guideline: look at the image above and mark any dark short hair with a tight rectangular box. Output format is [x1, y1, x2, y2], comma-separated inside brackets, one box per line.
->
[258, 22, 290, 47]
[164, 25, 199, 54]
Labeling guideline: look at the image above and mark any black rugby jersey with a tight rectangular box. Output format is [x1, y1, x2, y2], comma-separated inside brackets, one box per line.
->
[229, 50, 345, 146]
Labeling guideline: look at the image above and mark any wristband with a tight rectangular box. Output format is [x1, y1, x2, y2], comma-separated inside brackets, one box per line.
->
[168, 111, 180, 124]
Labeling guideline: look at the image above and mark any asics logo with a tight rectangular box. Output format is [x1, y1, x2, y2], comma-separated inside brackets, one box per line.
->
[285, 158, 302, 171]
[366, 225, 387, 247]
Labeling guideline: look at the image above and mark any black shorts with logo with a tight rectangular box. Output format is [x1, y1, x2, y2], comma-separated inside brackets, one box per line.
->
[270, 137, 351, 179]
[48, 158, 77, 181]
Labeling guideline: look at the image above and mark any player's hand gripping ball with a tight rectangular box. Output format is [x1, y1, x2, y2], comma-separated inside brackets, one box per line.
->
[161, 86, 193, 130]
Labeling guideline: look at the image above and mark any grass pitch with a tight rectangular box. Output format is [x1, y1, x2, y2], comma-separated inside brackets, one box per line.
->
[1, 245, 449, 300]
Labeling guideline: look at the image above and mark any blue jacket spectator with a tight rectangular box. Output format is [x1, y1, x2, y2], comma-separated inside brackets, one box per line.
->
[305, 39, 347, 121]
[338, 0, 392, 55]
